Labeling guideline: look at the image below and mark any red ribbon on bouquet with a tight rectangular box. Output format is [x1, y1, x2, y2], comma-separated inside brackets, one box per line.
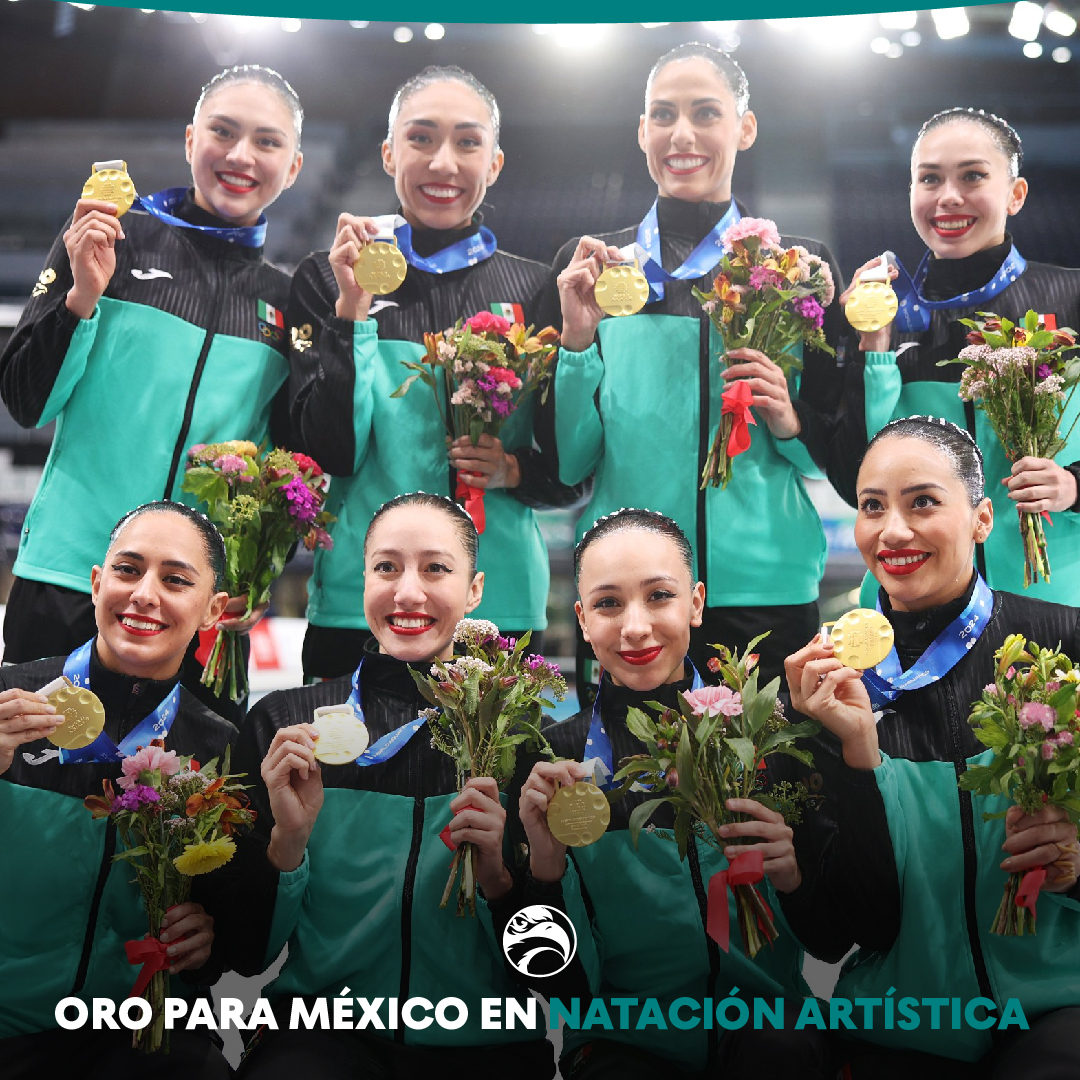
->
[455, 474, 486, 534]
[721, 380, 756, 458]
[194, 628, 219, 667]
[706, 849, 767, 952]
[439, 806, 464, 852]
[125, 937, 171, 998]
[1016, 866, 1047, 915]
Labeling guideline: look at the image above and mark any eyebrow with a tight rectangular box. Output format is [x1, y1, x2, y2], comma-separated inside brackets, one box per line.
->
[405, 118, 488, 132]
[114, 550, 199, 574]
[916, 159, 991, 170]
[858, 483, 948, 497]
[371, 548, 457, 560]
[650, 97, 723, 108]
[208, 113, 288, 138]
[587, 574, 680, 597]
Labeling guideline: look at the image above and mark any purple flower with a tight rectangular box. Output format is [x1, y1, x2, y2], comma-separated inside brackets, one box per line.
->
[1037, 364, 1053, 380]
[794, 296, 825, 328]
[497, 636, 517, 650]
[213, 454, 247, 476]
[113, 785, 161, 812]
[1019, 701, 1057, 732]
[749, 265, 782, 290]
[492, 397, 513, 418]
[281, 475, 318, 524]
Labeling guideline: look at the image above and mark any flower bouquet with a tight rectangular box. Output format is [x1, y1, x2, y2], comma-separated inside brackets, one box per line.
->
[692, 218, 836, 489]
[612, 637, 819, 957]
[182, 441, 335, 702]
[940, 310, 1080, 587]
[409, 618, 564, 916]
[391, 311, 560, 532]
[959, 634, 1080, 935]
[84, 744, 255, 1052]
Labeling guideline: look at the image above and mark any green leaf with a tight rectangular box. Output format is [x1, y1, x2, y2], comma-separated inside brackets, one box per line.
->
[675, 727, 696, 799]
[624, 707, 656, 745]
[628, 797, 670, 850]
[391, 373, 425, 398]
[727, 736, 757, 774]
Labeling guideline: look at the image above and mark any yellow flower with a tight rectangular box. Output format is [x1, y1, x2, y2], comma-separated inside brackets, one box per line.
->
[223, 440, 258, 458]
[173, 835, 236, 876]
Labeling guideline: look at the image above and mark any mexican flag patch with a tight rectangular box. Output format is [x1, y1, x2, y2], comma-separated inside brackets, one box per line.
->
[258, 300, 284, 329]
[1039, 313, 1058, 331]
[490, 302, 524, 324]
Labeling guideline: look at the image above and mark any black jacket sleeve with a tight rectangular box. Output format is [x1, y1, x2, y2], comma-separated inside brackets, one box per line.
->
[0, 220, 81, 427]
[287, 253, 362, 477]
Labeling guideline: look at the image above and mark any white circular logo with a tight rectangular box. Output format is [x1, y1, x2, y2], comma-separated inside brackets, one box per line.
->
[501, 904, 577, 978]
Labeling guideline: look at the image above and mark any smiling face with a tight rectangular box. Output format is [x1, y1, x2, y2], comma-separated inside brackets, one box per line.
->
[363, 503, 484, 663]
[91, 512, 229, 681]
[855, 436, 993, 612]
[185, 81, 303, 227]
[381, 80, 504, 232]
[910, 120, 1027, 260]
[575, 528, 705, 691]
[638, 56, 757, 205]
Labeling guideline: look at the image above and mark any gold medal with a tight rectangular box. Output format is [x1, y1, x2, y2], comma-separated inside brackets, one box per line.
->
[47, 684, 106, 750]
[823, 609, 895, 670]
[311, 705, 369, 765]
[594, 263, 649, 318]
[845, 280, 899, 333]
[547, 781, 610, 847]
[353, 240, 408, 295]
[81, 160, 137, 217]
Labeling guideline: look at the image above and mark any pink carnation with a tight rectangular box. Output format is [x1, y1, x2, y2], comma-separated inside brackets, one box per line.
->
[723, 216, 782, 250]
[117, 745, 181, 790]
[1042, 742, 1056, 760]
[1019, 701, 1057, 732]
[465, 311, 511, 335]
[683, 685, 743, 718]
[485, 366, 523, 389]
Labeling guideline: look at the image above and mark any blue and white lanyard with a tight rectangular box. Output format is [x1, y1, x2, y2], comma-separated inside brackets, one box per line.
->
[135, 188, 267, 248]
[862, 575, 993, 710]
[346, 658, 432, 766]
[59, 638, 181, 765]
[586, 658, 705, 789]
[635, 199, 742, 303]
[893, 246, 1027, 334]
[372, 214, 498, 275]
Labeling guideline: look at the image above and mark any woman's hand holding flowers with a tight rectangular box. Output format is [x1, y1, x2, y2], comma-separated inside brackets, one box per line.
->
[448, 777, 513, 901]
[1003, 456, 1079, 514]
[1001, 804, 1080, 892]
[448, 433, 520, 490]
[159, 901, 215, 974]
[721, 347, 801, 440]
[719, 798, 802, 894]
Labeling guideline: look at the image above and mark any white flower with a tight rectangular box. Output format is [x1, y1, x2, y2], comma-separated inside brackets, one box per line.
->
[453, 618, 500, 646]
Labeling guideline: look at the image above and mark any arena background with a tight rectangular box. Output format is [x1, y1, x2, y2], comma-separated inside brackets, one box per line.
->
[0, 3, 1078, 683]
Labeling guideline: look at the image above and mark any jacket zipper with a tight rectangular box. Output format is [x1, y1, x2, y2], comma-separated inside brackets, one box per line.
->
[943, 680, 996, 1009]
[688, 836, 721, 1069]
[396, 796, 425, 1044]
[696, 316, 711, 594]
[162, 271, 227, 499]
[71, 818, 117, 993]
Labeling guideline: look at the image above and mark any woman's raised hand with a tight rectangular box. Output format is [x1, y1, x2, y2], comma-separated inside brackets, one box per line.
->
[839, 256, 900, 354]
[557, 237, 623, 353]
[519, 759, 591, 883]
[328, 213, 381, 321]
[0, 688, 61, 776]
[262, 723, 324, 871]
[65, 199, 125, 320]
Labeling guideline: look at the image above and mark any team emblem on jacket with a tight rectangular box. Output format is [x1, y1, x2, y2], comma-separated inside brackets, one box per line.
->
[490, 302, 525, 324]
[502, 904, 577, 977]
[31, 268, 56, 298]
[291, 323, 313, 352]
[258, 299, 285, 343]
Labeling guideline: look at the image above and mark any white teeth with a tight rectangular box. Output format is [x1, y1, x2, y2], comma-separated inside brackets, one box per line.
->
[388, 617, 434, 629]
[421, 186, 460, 198]
[934, 219, 974, 231]
[666, 156, 707, 170]
[881, 554, 928, 566]
[121, 616, 163, 631]
[219, 173, 256, 188]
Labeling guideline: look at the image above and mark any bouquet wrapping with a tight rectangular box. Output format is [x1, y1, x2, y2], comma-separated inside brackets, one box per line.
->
[84, 745, 254, 1051]
[391, 312, 559, 532]
[942, 310, 1080, 587]
[959, 634, 1080, 934]
[182, 441, 334, 701]
[692, 218, 836, 489]
[613, 637, 818, 958]
[409, 619, 564, 916]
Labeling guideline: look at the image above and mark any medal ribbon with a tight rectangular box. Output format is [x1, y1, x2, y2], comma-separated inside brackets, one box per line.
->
[587, 658, 704, 790]
[635, 199, 741, 303]
[60, 639, 181, 765]
[346, 659, 432, 766]
[135, 188, 266, 248]
[861, 575, 993, 710]
[893, 246, 1027, 333]
[372, 214, 498, 275]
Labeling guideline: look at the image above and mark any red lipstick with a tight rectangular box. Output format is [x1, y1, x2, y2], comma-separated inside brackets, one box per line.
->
[387, 612, 436, 637]
[930, 214, 975, 239]
[117, 613, 167, 637]
[618, 646, 663, 666]
[878, 549, 931, 576]
[216, 172, 257, 195]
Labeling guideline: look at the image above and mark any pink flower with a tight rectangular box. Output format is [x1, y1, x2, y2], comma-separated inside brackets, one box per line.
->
[1019, 702, 1057, 732]
[1057, 731, 1075, 747]
[1042, 742, 1056, 760]
[723, 216, 782, 250]
[983, 683, 999, 697]
[213, 454, 247, 476]
[485, 366, 523, 389]
[465, 311, 511, 335]
[117, 746, 181, 790]
[749, 265, 783, 290]
[683, 685, 743, 718]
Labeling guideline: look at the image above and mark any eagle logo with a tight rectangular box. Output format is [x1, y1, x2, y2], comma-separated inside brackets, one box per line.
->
[502, 904, 577, 978]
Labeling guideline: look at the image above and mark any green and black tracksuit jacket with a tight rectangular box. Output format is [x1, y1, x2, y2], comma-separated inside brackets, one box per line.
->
[0, 644, 236, 1038]
[226, 649, 551, 1069]
[0, 189, 291, 599]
